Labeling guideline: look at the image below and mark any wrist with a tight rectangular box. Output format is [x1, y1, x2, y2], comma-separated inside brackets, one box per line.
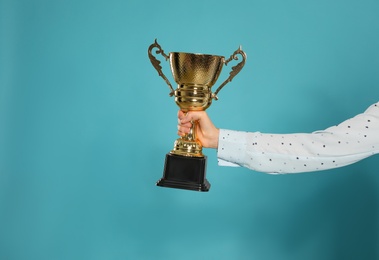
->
[210, 128, 220, 149]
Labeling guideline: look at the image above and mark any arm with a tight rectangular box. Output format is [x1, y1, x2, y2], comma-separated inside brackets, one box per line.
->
[178, 102, 379, 174]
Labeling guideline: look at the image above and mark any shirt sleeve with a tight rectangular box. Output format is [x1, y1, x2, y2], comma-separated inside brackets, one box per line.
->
[217, 102, 379, 174]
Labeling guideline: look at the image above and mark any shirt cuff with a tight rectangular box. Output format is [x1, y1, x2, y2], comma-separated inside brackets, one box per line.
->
[217, 158, 240, 167]
[217, 129, 248, 167]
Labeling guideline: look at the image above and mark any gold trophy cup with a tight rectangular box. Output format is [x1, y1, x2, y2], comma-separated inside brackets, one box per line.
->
[148, 39, 246, 191]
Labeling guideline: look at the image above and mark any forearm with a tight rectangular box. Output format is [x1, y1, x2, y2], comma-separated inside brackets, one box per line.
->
[218, 129, 377, 173]
[217, 102, 379, 174]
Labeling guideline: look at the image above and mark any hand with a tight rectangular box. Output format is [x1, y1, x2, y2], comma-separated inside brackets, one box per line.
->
[177, 110, 219, 149]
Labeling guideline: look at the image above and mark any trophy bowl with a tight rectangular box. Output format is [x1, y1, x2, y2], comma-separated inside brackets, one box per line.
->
[170, 52, 225, 111]
[170, 52, 224, 88]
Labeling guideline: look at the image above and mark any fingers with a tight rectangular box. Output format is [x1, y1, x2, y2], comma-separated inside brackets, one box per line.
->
[177, 111, 203, 130]
[177, 110, 198, 135]
[177, 110, 210, 132]
[176, 110, 219, 148]
[179, 111, 203, 124]
[177, 122, 191, 135]
[177, 110, 186, 120]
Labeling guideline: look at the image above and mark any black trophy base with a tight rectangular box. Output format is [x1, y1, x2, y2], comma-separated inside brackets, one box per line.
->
[156, 153, 211, 192]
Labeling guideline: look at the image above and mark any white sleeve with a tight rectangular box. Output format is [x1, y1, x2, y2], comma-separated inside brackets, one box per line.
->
[217, 102, 379, 174]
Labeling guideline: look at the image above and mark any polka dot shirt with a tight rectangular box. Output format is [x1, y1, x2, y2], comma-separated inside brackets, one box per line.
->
[217, 102, 379, 174]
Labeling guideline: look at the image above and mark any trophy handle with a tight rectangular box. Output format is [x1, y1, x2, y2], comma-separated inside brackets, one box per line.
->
[148, 39, 175, 96]
[212, 46, 247, 100]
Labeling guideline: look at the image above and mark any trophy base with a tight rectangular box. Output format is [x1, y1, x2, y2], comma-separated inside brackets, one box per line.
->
[156, 153, 211, 192]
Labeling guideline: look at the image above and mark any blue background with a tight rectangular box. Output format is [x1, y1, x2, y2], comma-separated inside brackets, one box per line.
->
[1, 0, 379, 259]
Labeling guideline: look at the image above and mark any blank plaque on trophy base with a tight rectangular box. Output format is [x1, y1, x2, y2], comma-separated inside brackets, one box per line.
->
[156, 153, 210, 192]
